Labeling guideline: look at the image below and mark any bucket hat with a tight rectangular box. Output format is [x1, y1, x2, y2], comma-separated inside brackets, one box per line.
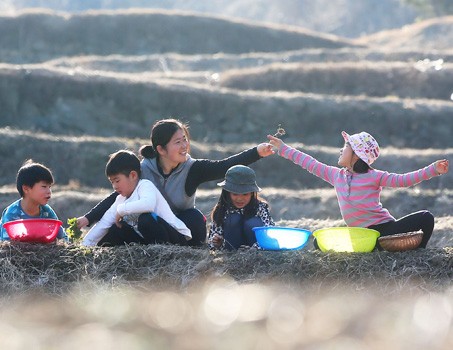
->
[342, 131, 380, 165]
[217, 165, 261, 194]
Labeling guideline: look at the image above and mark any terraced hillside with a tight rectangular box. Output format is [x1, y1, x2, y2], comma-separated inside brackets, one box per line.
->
[0, 9, 452, 248]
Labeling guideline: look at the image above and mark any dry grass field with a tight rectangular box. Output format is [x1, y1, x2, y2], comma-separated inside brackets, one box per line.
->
[0, 7, 452, 349]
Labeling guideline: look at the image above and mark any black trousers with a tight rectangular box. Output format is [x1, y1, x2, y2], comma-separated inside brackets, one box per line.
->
[313, 210, 435, 250]
[97, 213, 173, 246]
[98, 209, 207, 247]
[368, 210, 435, 249]
[175, 208, 207, 246]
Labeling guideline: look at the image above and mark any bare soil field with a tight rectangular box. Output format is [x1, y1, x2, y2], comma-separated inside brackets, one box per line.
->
[220, 61, 453, 100]
[0, 9, 452, 349]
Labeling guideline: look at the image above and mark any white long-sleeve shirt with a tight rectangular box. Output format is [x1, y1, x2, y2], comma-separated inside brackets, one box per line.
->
[82, 179, 191, 246]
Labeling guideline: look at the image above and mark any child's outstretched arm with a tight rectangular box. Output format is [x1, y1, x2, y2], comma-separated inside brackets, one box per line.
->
[267, 134, 339, 186]
[378, 159, 448, 189]
[435, 159, 449, 175]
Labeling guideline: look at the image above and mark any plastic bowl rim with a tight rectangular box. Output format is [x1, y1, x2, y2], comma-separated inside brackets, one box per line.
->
[3, 218, 63, 228]
[253, 226, 312, 234]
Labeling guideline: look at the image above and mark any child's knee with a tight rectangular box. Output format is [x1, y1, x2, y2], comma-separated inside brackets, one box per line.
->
[137, 213, 158, 231]
[421, 210, 435, 228]
[244, 217, 264, 231]
[424, 210, 434, 222]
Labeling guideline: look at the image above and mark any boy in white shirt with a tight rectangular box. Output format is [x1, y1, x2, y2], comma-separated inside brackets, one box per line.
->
[82, 150, 191, 246]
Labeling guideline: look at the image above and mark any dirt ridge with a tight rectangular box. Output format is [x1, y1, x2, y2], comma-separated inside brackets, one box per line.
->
[0, 9, 357, 64]
[1, 65, 452, 148]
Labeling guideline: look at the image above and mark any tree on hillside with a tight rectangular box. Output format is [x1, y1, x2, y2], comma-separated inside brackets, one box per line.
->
[403, 0, 453, 17]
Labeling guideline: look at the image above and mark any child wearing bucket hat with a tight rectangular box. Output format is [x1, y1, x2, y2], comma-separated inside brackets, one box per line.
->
[208, 165, 274, 250]
[268, 131, 449, 249]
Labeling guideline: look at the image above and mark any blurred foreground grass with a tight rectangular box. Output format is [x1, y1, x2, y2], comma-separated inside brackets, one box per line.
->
[1, 278, 453, 350]
[1, 242, 453, 349]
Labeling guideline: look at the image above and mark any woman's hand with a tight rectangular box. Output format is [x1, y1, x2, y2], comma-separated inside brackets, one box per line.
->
[435, 159, 449, 175]
[257, 142, 275, 157]
[267, 134, 283, 151]
[76, 216, 89, 229]
[211, 233, 224, 248]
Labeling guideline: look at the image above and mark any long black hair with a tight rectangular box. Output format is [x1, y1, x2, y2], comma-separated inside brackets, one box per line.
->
[211, 189, 266, 226]
[353, 158, 371, 173]
[139, 118, 190, 159]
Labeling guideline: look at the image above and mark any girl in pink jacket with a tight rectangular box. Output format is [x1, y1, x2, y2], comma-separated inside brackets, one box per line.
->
[268, 131, 449, 248]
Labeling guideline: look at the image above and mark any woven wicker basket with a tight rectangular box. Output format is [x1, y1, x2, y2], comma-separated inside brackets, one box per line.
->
[378, 232, 423, 252]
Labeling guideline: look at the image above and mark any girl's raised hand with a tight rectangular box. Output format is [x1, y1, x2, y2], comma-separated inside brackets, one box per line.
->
[257, 142, 275, 157]
[435, 159, 449, 175]
[267, 134, 283, 151]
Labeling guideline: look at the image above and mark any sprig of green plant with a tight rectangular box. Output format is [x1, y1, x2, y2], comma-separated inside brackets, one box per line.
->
[67, 217, 83, 242]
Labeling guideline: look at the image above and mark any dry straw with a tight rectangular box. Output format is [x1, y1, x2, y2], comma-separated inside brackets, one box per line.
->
[1, 242, 453, 296]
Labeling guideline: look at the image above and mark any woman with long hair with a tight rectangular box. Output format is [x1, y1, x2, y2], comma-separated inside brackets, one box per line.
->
[77, 118, 274, 246]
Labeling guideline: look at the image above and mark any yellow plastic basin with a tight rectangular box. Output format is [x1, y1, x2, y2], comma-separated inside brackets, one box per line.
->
[313, 227, 380, 253]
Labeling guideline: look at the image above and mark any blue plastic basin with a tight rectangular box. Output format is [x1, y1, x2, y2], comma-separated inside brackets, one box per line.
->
[253, 226, 311, 250]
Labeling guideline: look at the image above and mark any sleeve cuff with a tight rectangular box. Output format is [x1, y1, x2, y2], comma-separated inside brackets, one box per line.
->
[116, 203, 126, 216]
